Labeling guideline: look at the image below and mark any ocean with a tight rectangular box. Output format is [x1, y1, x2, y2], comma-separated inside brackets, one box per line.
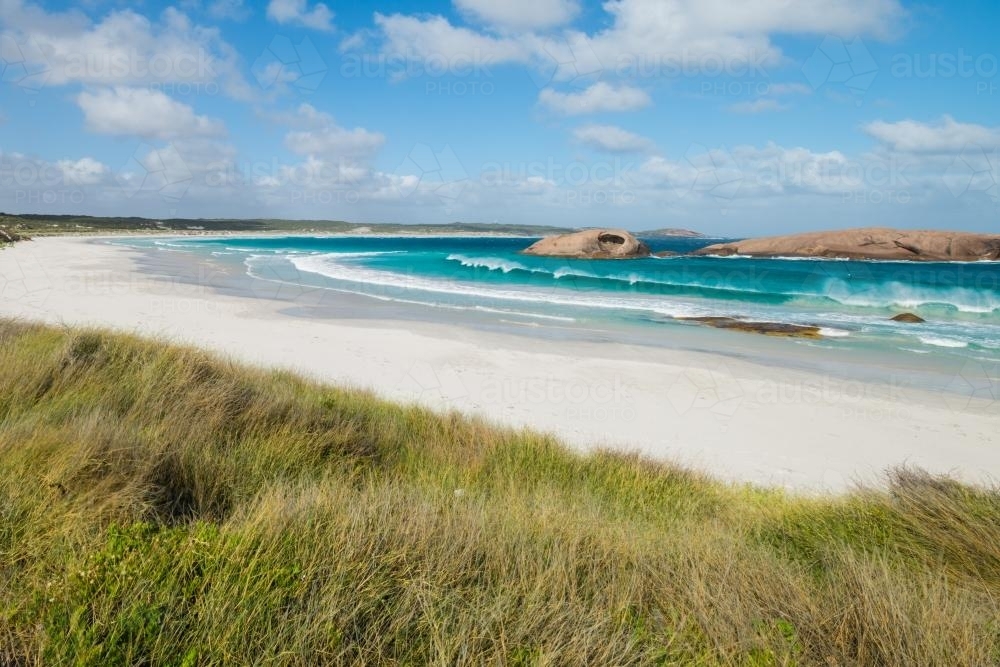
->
[120, 234, 1000, 389]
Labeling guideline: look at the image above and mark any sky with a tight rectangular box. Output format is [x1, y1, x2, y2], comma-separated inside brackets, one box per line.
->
[0, 0, 998, 235]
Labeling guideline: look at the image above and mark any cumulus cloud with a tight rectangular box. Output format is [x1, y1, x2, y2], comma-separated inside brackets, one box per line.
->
[0, 0, 253, 99]
[371, 0, 905, 87]
[56, 157, 110, 185]
[863, 116, 1000, 153]
[206, 0, 250, 21]
[573, 124, 653, 153]
[279, 104, 385, 161]
[567, 0, 904, 78]
[76, 87, 225, 140]
[266, 0, 334, 31]
[539, 82, 650, 114]
[454, 0, 579, 31]
[0, 151, 116, 213]
[667, 0, 904, 39]
[635, 141, 917, 202]
[374, 13, 531, 66]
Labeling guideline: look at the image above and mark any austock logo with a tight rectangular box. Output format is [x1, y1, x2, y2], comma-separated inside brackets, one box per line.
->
[252, 36, 327, 94]
[530, 36, 603, 90]
[116, 144, 193, 203]
[666, 361, 744, 425]
[676, 144, 743, 213]
[392, 144, 469, 206]
[397, 361, 468, 408]
[0, 35, 50, 102]
[802, 36, 878, 104]
[944, 359, 999, 412]
[944, 144, 999, 205]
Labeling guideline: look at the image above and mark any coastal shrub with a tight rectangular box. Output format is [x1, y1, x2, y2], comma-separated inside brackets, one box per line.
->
[0, 320, 998, 665]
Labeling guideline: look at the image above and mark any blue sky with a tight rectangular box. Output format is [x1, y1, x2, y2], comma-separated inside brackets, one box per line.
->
[1, 0, 998, 234]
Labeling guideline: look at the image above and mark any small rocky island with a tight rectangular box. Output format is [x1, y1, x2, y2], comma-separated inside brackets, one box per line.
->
[523, 229, 651, 259]
[694, 228, 1000, 262]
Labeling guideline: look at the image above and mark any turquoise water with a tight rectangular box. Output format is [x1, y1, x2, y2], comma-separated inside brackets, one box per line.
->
[128, 235, 1000, 366]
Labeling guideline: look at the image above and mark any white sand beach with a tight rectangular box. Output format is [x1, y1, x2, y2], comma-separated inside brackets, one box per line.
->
[2, 236, 997, 491]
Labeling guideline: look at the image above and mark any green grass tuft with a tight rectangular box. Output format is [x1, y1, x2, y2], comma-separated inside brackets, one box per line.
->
[1, 320, 998, 665]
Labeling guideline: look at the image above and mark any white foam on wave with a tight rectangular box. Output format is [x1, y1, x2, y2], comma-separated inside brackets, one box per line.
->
[446, 254, 843, 300]
[473, 306, 575, 322]
[285, 253, 711, 319]
[151, 240, 190, 250]
[331, 250, 407, 258]
[552, 266, 600, 280]
[446, 253, 542, 274]
[243, 252, 988, 350]
[228, 247, 402, 258]
[244, 256, 579, 323]
[818, 327, 851, 338]
[548, 266, 789, 298]
[823, 278, 1000, 314]
[918, 336, 968, 349]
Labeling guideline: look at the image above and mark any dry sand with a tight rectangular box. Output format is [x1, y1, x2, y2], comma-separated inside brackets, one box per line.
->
[2, 236, 997, 491]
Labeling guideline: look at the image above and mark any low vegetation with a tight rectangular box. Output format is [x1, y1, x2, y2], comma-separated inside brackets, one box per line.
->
[1, 320, 997, 665]
[0, 227, 27, 245]
[0, 212, 702, 240]
[0, 213, 570, 238]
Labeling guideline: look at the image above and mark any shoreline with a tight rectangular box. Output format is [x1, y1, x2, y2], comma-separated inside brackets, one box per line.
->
[2, 235, 998, 491]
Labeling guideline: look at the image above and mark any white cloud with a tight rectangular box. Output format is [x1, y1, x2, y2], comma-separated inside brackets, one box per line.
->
[0, 152, 115, 198]
[636, 141, 909, 200]
[539, 82, 650, 114]
[76, 87, 225, 140]
[582, 0, 903, 76]
[374, 13, 531, 66]
[266, 0, 334, 31]
[454, 0, 579, 30]
[728, 143, 866, 196]
[56, 157, 110, 185]
[372, 0, 905, 87]
[339, 30, 372, 53]
[728, 98, 787, 114]
[281, 104, 385, 161]
[863, 116, 1000, 153]
[674, 0, 904, 38]
[0, 1, 253, 99]
[207, 0, 250, 21]
[573, 124, 653, 153]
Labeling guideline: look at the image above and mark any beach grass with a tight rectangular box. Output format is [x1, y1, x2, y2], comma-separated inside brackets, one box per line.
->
[1, 319, 998, 665]
[0, 228, 26, 246]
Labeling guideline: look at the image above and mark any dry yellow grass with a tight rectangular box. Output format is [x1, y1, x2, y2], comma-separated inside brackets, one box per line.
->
[0, 319, 997, 665]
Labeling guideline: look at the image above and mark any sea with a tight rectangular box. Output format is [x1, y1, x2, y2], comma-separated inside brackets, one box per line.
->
[118, 234, 1000, 393]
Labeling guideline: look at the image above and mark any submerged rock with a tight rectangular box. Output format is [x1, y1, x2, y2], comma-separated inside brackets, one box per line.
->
[891, 313, 926, 323]
[523, 229, 651, 259]
[680, 317, 823, 339]
[693, 228, 1000, 262]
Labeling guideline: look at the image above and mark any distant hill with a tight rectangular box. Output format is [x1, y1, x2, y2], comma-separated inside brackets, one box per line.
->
[0, 213, 571, 237]
[638, 228, 706, 238]
[0, 213, 707, 239]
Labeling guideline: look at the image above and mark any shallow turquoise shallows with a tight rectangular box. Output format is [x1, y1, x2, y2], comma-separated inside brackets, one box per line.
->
[121, 235, 1000, 377]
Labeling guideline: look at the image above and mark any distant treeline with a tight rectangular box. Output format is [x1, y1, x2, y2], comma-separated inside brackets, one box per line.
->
[0, 213, 705, 239]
